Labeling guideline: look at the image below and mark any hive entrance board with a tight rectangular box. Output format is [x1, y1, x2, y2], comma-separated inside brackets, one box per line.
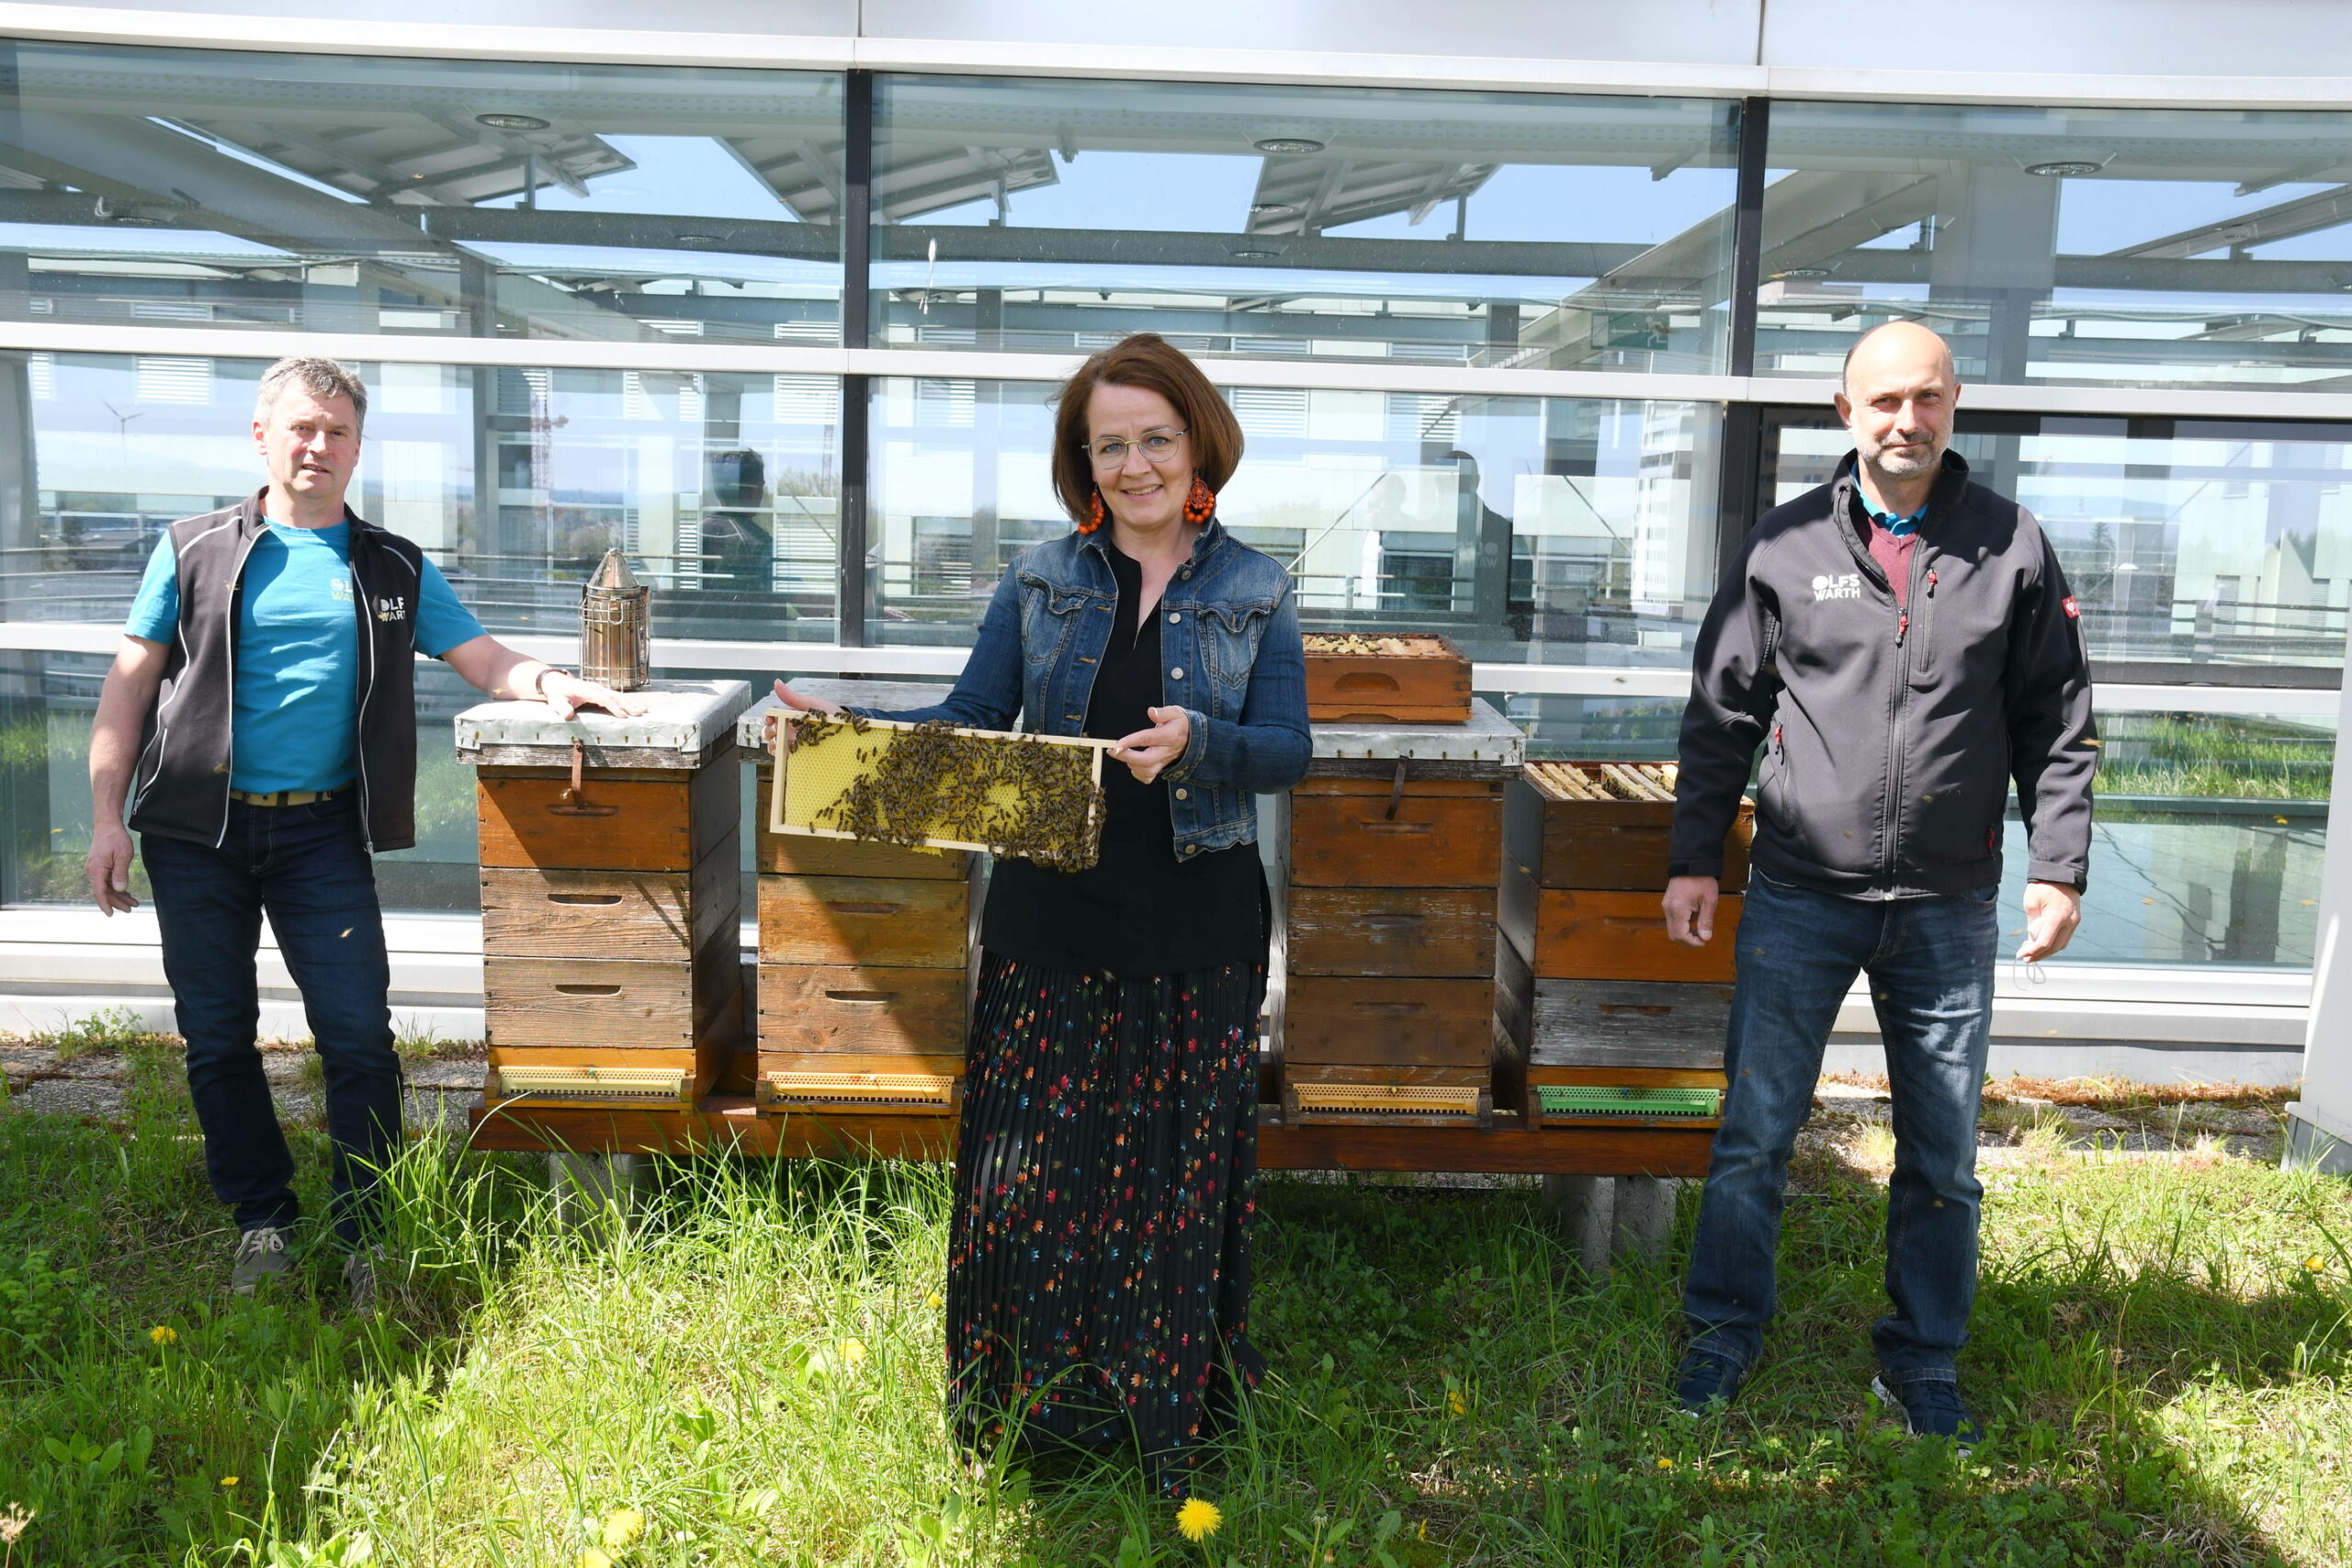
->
[770, 711, 1114, 871]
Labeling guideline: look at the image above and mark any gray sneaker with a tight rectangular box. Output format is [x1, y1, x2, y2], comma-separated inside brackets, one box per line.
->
[342, 1246, 385, 1314]
[230, 1226, 291, 1294]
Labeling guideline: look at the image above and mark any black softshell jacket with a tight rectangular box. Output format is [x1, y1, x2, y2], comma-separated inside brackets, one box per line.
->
[1668, 450, 2098, 899]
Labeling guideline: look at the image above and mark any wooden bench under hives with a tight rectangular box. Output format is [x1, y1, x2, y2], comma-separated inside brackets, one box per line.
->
[459, 680, 752, 1111]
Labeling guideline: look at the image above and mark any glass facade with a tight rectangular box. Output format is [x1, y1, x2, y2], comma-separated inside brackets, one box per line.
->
[2, 350, 842, 639]
[869, 378, 1720, 661]
[1757, 102, 2352, 392]
[1764, 410, 2352, 673]
[869, 75, 1740, 371]
[0, 43, 844, 344]
[0, 39, 2340, 982]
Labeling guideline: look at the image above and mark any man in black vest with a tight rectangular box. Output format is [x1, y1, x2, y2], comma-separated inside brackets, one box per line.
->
[85, 355, 641, 1309]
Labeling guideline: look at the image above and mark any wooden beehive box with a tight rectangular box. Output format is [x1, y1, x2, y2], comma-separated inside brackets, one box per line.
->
[459, 679, 752, 1111]
[1508, 761, 1753, 893]
[1301, 632, 1473, 724]
[1500, 761, 1747, 987]
[1278, 700, 1523, 1127]
[741, 685, 985, 1118]
[1509, 968, 1729, 1131]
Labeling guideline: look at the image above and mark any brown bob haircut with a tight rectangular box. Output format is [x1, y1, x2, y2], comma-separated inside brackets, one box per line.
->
[1049, 333, 1245, 527]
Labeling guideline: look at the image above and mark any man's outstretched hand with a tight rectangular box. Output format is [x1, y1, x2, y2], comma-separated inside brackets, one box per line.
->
[1663, 874, 1720, 948]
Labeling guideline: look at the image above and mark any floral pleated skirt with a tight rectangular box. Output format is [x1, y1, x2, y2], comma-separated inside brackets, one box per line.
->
[946, 952, 1266, 1497]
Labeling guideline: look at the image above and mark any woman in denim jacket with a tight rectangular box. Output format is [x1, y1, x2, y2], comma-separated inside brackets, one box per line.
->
[775, 333, 1308, 1495]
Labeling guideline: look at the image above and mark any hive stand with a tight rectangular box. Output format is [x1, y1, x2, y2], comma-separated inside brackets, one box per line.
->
[467, 698, 1724, 1252]
[459, 679, 752, 1194]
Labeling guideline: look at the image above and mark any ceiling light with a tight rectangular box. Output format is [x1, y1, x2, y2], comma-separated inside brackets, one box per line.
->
[1231, 246, 1282, 258]
[673, 233, 722, 245]
[1775, 267, 1831, 279]
[2025, 160, 2102, 177]
[476, 112, 551, 132]
[1254, 137, 1325, 155]
[1251, 202, 1298, 218]
[111, 214, 166, 226]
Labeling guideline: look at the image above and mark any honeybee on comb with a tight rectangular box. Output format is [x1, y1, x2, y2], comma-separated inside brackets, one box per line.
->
[792, 714, 1109, 872]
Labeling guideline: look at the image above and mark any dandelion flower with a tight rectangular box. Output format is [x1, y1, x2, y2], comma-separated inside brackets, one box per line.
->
[601, 1508, 645, 1549]
[925, 1292, 944, 1308]
[577, 1551, 614, 1568]
[1175, 1496, 1222, 1541]
[1656, 1456, 1676, 1471]
[148, 1325, 177, 1346]
[1446, 1389, 1467, 1416]
[2308, 1257, 2326, 1272]
[219, 1477, 238, 1488]
[838, 1337, 866, 1365]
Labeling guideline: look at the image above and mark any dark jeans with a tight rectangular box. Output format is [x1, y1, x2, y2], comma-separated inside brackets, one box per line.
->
[141, 795, 401, 1246]
[1682, 870, 1998, 1386]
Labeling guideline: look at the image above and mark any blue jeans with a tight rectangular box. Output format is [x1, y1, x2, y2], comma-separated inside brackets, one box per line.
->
[1682, 871, 1998, 1386]
[141, 795, 402, 1246]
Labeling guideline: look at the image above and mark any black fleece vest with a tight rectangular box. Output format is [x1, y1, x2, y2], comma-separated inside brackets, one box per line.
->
[127, 491, 424, 852]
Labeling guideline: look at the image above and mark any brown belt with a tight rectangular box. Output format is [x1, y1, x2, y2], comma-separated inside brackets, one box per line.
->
[229, 786, 345, 807]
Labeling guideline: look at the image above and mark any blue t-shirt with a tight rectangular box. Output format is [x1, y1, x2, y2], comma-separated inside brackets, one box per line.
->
[126, 518, 485, 795]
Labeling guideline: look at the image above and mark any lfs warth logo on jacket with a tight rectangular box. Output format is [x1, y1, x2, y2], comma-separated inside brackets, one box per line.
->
[1812, 572, 1863, 601]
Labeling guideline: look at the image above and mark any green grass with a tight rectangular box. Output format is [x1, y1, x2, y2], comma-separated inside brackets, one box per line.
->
[2, 1063, 2349, 1566]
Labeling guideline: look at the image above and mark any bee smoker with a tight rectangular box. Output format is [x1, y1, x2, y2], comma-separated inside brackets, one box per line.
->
[580, 547, 650, 693]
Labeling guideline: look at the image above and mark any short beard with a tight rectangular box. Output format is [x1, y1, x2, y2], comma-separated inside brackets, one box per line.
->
[1864, 441, 1942, 481]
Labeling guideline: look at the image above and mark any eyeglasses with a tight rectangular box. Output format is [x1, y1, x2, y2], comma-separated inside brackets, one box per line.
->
[1085, 428, 1187, 468]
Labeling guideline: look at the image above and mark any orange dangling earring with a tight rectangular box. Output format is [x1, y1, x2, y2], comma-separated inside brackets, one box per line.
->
[1080, 489, 1105, 535]
[1182, 473, 1216, 525]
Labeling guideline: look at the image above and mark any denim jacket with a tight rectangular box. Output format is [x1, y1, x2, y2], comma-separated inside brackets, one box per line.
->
[858, 517, 1311, 857]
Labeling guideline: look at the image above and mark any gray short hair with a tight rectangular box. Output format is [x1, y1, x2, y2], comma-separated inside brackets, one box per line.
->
[254, 355, 368, 433]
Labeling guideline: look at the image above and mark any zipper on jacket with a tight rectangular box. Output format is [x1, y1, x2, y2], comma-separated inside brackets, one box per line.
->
[350, 556, 378, 854]
[1881, 542, 1928, 879]
[212, 527, 265, 850]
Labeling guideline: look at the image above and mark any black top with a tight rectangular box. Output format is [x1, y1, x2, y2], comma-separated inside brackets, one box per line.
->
[980, 538, 1268, 976]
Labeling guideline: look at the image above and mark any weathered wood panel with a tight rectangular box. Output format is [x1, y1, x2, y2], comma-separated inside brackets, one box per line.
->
[476, 760, 735, 873]
[1288, 791, 1501, 889]
[1527, 979, 1733, 1070]
[1529, 889, 1743, 984]
[757, 964, 969, 1056]
[1284, 886, 1497, 977]
[1283, 976, 1495, 1066]
[757, 874, 970, 969]
[484, 947, 735, 1051]
[480, 848, 736, 962]
[1502, 772, 1752, 893]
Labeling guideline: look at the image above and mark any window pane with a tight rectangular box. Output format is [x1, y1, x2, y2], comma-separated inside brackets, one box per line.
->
[871, 75, 1737, 372]
[0, 351, 841, 639]
[0, 41, 842, 344]
[1757, 101, 2352, 392]
[867, 377, 1721, 664]
[2002, 712, 2332, 967]
[1766, 411, 2352, 671]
